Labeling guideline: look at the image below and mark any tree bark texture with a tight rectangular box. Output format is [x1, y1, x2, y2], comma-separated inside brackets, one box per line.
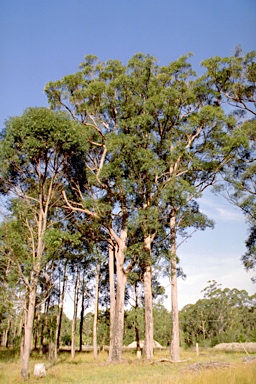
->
[108, 230, 127, 362]
[143, 265, 154, 359]
[21, 286, 37, 379]
[170, 212, 180, 361]
[1, 316, 11, 347]
[110, 261, 127, 361]
[134, 282, 141, 352]
[143, 235, 154, 359]
[108, 244, 116, 359]
[93, 264, 100, 360]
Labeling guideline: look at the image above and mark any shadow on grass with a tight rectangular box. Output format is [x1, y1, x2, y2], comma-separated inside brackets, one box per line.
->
[0, 346, 20, 362]
[0, 346, 72, 367]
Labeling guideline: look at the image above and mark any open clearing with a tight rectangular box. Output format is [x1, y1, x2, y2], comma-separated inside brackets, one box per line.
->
[0, 347, 255, 383]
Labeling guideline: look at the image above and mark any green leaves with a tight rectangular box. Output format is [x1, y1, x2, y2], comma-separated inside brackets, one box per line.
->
[201, 49, 256, 115]
[43, 51, 256, 283]
[180, 282, 256, 346]
[216, 118, 256, 281]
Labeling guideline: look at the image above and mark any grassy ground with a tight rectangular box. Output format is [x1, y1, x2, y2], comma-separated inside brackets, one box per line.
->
[0, 347, 255, 383]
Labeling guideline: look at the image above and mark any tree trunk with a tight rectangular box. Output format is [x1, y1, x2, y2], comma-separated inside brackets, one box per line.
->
[39, 311, 44, 356]
[143, 233, 155, 360]
[108, 233, 127, 362]
[108, 243, 116, 360]
[93, 264, 100, 360]
[110, 261, 127, 361]
[39, 298, 49, 356]
[143, 264, 154, 359]
[21, 286, 37, 379]
[34, 311, 39, 350]
[1, 316, 12, 347]
[134, 282, 141, 352]
[71, 271, 79, 359]
[170, 211, 180, 361]
[79, 276, 85, 353]
[54, 261, 67, 358]
[79, 293, 85, 353]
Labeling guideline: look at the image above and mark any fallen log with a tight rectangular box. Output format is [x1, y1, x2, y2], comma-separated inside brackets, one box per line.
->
[186, 361, 230, 372]
[149, 358, 190, 365]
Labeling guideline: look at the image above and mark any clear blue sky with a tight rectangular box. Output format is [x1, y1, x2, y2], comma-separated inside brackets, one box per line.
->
[1, 0, 255, 311]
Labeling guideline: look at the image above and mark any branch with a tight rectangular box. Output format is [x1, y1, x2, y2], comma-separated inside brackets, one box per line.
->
[62, 190, 98, 218]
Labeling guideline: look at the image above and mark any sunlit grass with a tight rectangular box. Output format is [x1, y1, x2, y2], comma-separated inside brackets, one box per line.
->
[0, 347, 255, 383]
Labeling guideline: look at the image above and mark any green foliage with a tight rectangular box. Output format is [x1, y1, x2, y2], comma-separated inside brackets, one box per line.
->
[180, 281, 256, 347]
[153, 304, 172, 346]
[201, 48, 256, 281]
[201, 47, 256, 115]
[214, 119, 256, 281]
[123, 307, 144, 346]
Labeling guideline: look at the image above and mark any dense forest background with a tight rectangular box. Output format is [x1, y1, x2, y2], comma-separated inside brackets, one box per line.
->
[1, 280, 255, 350]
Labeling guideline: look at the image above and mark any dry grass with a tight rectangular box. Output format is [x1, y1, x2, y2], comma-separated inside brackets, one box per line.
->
[0, 347, 255, 383]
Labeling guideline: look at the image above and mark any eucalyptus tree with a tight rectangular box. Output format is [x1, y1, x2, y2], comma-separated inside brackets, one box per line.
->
[201, 53, 256, 214]
[44, 51, 250, 363]
[0, 238, 20, 347]
[200, 49, 256, 281]
[216, 120, 256, 281]
[0, 107, 84, 379]
[101, 53, 237, 361]
[45, 55, 164, 361]
[136, 56, 238, 360]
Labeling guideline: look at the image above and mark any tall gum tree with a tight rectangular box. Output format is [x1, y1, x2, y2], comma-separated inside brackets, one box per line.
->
[144, 54, 248, 359]
[0, 107, 83, 379]
[45, 54, 165, 360]
[201, 49, 256, 281]
[44, 52, 249, 362]
[46, 57, 136, 361]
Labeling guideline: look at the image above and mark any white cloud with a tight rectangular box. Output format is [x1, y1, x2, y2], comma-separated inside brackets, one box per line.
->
[215, 206, 243, 221]
[198, 195, 244, 222]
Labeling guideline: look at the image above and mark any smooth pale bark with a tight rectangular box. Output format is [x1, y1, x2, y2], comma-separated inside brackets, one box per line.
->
[108, 244, 116, 358]
[134, 282, 141, 352]
[143, 235, 154, 360]
[143, 264, 154, 359]
[108, 228, 127, 362]
[1, 265, 12, 348]
[21, 231, 44, 378]
[1, 316, 11, 347]
[110, 258, 127, 361]
[93, 264, 100, 360]
[21, 286, 37, 379]
[170, 212, 180, 361]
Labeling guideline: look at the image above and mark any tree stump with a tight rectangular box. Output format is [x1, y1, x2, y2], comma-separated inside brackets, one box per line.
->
[34, 363, 46, 377]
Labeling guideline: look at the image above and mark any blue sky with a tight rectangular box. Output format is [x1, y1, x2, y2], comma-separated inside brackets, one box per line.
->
[1, 0, 255, 312]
